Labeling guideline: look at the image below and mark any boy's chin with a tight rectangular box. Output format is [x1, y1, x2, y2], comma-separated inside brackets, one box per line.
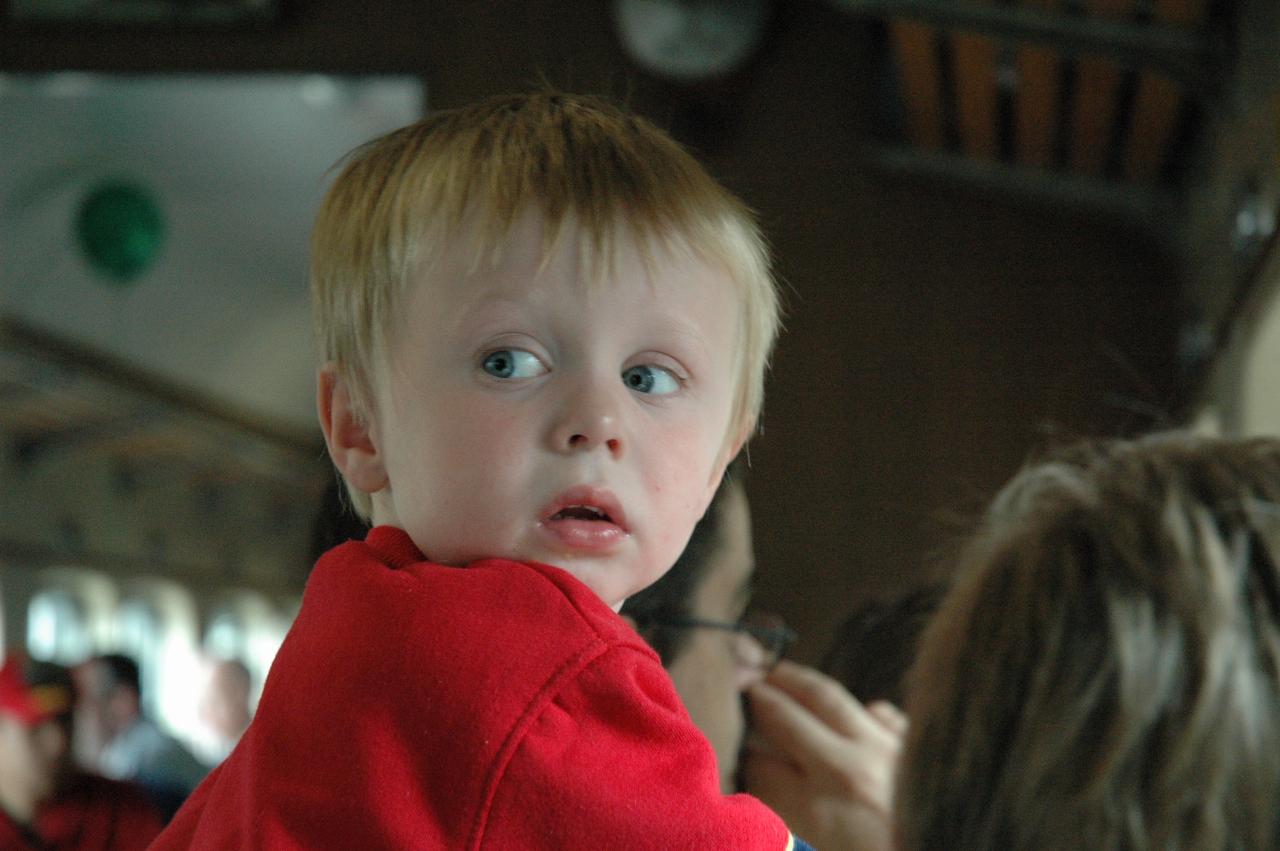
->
[579, 578, 631, 613]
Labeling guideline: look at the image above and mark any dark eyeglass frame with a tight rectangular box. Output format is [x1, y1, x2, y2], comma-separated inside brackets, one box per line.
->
[637, 614, 798, 670]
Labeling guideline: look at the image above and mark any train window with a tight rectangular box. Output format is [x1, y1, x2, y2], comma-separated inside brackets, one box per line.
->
[202, 591, 295, 711]
[204, 610, 247, 662]
[27, 589, 91, 663]
[1198, 265, 1280, 436]
[112, 579, 202, 742]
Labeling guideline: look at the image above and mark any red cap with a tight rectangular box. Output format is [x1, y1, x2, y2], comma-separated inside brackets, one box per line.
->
[0, 655, 73, 727]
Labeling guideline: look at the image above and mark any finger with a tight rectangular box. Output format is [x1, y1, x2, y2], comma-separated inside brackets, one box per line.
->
[739, 749, 806, 814]
[866, 700, 908, 738]
[766, 661, 872, 740]
[747, 680, 849, 766]
[740, 746, 801, 792]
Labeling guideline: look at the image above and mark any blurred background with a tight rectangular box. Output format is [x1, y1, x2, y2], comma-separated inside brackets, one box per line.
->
[1, 0, 1278, 747]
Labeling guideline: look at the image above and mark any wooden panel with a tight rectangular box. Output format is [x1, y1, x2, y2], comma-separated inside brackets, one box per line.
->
[1121, 0, 1207, 181]
[1123, 74, 1182, 182]
[1015, 0, 1059, 168]
[952, 29, 1000, 160]
[1151, 0, 1209, 28]
[890, 20, 946, 150]
[1069, 0, 1136, 175]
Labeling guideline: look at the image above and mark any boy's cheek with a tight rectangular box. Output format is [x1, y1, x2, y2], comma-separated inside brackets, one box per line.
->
[651, 424, 728, 504]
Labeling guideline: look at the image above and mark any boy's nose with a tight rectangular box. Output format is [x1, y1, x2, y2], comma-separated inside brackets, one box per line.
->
[565, 425, 622, 455]
[552, 379, 625, 458]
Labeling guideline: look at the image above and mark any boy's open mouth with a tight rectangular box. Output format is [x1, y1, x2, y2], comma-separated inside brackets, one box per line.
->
[539, 487, 630, 551]
[551, 505, 613, 523]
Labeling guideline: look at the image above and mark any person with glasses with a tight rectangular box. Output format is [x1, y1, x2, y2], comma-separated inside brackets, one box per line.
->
[623, 464, 790, 793]
[624, 466, 903, 850]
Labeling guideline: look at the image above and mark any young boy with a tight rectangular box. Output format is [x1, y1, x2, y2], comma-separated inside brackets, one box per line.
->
[897, 433, 1280, 851]
[152, 92, 809, 849]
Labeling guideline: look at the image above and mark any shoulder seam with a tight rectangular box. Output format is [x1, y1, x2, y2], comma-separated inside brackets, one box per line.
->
[467, 634, 611, 850]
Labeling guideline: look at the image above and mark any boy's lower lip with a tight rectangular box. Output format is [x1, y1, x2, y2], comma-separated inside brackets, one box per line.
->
[537, 518, 629, 551]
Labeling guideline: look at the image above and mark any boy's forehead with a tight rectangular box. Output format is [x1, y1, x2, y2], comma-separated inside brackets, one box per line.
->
[411, 206, 735, 302]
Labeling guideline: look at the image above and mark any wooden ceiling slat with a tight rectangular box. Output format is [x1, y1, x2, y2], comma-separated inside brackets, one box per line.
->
[1015, 0, 1060, 169]
[952, 30, 1001, 160]
[890, 20, 946, 151]
[1069, 0, 1138, 175]
[1123, 74, 1181, 182]
[1153, 0, 1209, 29]
[1121, 0, 1206, 182]
[1069, 56, 1124, 174]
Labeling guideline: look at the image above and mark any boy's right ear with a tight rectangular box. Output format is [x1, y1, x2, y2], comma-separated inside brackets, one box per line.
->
[316, 364, 388, 495]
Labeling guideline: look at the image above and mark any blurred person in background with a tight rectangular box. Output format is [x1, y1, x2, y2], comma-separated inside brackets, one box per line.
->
[624, 466, 903, 851]
[72, 654, 207, 821]
[192, 658, 252, 766]
[622, 464, 772, 793]
[0, 653, 162, 849]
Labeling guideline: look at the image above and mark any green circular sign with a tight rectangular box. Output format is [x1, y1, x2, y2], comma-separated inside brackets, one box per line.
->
[75, 181, 165, 284]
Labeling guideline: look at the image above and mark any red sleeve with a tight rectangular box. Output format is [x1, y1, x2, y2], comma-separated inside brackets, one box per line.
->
[477, 643, 795, 850]
[147, 766, 213, 850]
[147, 533, 802, 850]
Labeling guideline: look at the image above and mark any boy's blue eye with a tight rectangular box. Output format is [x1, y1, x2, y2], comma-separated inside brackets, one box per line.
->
[622, 365, 680, 395]
[482, 349, 545, 379]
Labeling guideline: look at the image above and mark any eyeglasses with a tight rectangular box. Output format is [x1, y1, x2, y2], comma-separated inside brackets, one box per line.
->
[640, 611, 797, 671]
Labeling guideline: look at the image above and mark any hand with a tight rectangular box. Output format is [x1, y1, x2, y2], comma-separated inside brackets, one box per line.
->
[741, 660, 905, 851]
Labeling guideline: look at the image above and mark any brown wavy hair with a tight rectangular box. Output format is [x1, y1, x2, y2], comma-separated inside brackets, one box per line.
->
[898, 432, 1280, 851]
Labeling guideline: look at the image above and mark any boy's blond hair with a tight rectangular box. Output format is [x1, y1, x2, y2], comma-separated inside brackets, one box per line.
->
[898, 432, 1280, 851]
[311, 92, 779, 518]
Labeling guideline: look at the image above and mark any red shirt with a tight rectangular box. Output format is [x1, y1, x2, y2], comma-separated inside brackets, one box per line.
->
[151, 526, 797, 850]
[0, 773, 163, 851]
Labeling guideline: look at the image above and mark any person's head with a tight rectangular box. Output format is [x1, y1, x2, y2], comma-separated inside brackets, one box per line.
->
[199, 658, 252, 743]
[73, 653, 142, 749]
[623, 465, 793, 792]
[898, 432, 1280, 851]
[314, 91, 780, 609]
[0, 654, 74, 824]
[821, 584, 942, 707]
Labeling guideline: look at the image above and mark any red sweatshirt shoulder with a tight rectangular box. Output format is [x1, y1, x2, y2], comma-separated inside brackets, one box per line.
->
[153, 527, 791, 850]
[479, 642, 791, 849]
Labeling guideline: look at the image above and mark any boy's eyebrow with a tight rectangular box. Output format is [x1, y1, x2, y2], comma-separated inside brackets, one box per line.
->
[446, 295, 533, 332]
[451, 297, 723, 360]
[647, 315, 719, 361]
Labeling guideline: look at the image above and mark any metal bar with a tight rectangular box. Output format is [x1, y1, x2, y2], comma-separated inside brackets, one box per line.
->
[0, 537, 306, 599]
[861, 143, 1179, 242]
[0, 314, 321, 457]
